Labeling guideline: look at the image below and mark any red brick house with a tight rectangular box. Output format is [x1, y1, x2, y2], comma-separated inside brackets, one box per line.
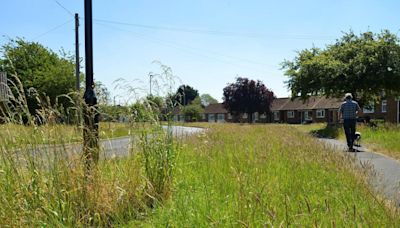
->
[269, 96, 342, 124]
[172, 96, 400, 124]
[358, 97, 399, 123]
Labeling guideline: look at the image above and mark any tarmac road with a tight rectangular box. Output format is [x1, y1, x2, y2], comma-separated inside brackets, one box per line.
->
[17, 125, 205, 162]
[100, 125, 205, 159]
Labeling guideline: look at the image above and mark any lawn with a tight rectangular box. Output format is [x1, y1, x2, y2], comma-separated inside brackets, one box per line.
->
[295, 123, 400, 160]
[134, 124, 399, 227]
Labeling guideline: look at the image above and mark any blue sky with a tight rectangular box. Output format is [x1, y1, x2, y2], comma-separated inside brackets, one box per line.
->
[1, 0, 400, 103]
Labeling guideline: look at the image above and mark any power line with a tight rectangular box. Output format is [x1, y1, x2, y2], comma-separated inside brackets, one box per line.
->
[32, 19, 73, 40]
[93, 18, 260, 38]
[93, 18, 335, 40]
[53, 0, 74, 17]
[94, 21, 278, 75]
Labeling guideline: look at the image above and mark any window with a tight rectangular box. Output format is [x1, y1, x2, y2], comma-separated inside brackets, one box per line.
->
[173, 115, 178, 122]
[304, 111, 312, 120]
[227, 113, 232, 119]
[253, 113, 259, 121]
[217, 114, 225, 122]
[260, 113, 266, 119]
[382, 100, 387, 113]
[179, 115, 185, 122]
[363, 102, 375, 114]
[242, 113, 248, 119]
[273, 111, 279, 121]
[287, 111, 294, 118]
[316, 109, 325, 118]
[208, 114, 215, 122]
[202, 114, 206, 120]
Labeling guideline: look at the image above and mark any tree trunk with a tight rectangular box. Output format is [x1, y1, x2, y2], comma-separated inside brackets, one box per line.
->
[248, 112, 253, 123]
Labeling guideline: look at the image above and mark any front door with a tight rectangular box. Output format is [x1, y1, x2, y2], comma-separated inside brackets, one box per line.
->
[328, 110, 334, 123]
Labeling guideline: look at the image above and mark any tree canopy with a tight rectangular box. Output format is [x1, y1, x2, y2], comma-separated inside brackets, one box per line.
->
[94, 80, 110, 105]
[223, 77, 275, 123]
[183, 96, 203, 122]
[282, 30, 400, 105]
[0, 38, 76, 115]
[200, 94, 218, 107]
[174, 84, 199, 106]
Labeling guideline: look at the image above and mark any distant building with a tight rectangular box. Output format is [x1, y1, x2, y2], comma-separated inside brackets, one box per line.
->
[270, 96, 343, 124]
[204, 103, 229, 123]
[171, 95, 400, 125]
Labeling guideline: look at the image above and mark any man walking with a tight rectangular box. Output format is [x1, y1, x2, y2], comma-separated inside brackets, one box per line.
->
[339, 93, 361, 152]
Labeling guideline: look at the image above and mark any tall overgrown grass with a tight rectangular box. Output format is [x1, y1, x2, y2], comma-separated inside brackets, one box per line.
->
[139, 124, 399, 227]
[0, 63, 180, 226]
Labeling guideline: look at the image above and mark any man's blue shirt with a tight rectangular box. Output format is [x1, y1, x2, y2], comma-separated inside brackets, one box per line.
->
[339, 99, 361, 120]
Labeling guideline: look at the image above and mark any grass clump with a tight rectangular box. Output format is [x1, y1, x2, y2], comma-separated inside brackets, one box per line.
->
[138, 124, 399, 227]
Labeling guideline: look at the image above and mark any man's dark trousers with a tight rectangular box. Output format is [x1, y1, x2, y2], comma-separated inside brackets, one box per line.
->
[343, 119, 356, 148]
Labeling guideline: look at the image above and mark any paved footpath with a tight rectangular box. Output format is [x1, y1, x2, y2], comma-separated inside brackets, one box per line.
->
[320, 138, 400, 206]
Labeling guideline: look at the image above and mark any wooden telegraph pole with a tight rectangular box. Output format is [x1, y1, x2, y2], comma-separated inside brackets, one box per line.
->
[83, 0, 99, 168]
[75, 13, 80, 92]
[75, 13, 82, 126]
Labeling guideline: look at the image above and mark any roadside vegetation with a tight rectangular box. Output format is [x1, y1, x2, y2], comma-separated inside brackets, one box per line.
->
[296, 123, 400, 160]
[0, 120, 178, 227]
[0, 122, 130, 146]
[136, 124, 399, 226]
[0, 64, 180, 226]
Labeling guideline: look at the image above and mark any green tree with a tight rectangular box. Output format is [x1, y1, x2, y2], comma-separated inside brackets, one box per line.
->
[200, 94, 218, 107]
[282, 30, 400, 105]
[145, 95, 164, 110]
[183, 96, 203, 122]
[223, 77, 275, 123]
[174, 84, 199, 106]
[94, 80, 110, 105]
[0, 38, 76, 116]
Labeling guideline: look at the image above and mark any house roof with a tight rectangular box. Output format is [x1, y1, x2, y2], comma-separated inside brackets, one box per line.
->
[313, 96, 343, 109]
[271, 97, 290, 111]
[204, 103, 228, 114]
[272, 96, 343, 111]
[171, 106, 183, 115]
[270, 98, 290, 111]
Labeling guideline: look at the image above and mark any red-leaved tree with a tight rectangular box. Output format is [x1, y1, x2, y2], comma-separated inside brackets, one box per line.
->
[223, 77, 275, 123]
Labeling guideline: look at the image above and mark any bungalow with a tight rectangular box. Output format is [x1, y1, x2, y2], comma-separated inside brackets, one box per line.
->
[270, 96, 342, 124]
[171, 96, 400, 125]
[358, 97, 399, 124]
[171, 107, 185, 122]
[204, 103, 230, 123]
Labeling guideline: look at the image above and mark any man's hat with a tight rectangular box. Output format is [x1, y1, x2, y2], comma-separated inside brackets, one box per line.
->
[345, 93, 353, 99]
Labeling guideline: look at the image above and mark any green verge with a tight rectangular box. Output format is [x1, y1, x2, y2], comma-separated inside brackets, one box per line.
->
[136, 124, 399, 227]
[0, 122, 176, 227]
[0, 122, 130, 147]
